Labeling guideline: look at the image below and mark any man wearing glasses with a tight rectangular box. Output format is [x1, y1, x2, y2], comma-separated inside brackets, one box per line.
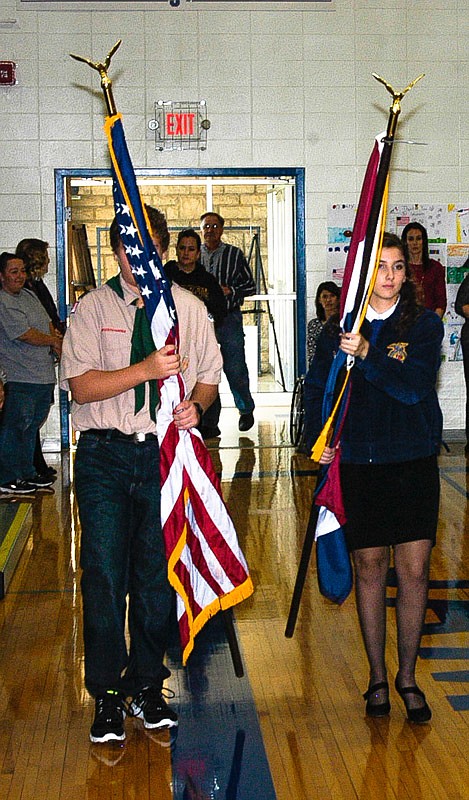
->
[199, 211, 256, 436]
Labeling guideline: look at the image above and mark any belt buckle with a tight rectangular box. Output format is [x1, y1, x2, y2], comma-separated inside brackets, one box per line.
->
[133, 432, 146, 443]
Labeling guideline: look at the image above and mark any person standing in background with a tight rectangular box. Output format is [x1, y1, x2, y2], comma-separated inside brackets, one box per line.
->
[306, 281, 341, 365]
[165, 228, 227, 440]
[199, 211, 256, 436]
[15, 239, 65, 335]
[16, 238, 65, 479]
[401, 222, 447, 319]
[0, 252, 61, 494]
[455, 261, 469, 455]
[165, 229, 227, 330]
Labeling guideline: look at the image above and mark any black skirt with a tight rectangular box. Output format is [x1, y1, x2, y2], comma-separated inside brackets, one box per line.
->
[340, 455, 439, 552]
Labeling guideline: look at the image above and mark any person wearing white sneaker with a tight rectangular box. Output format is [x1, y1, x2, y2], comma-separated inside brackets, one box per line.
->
[129, 685, 178, 729]
[61, 206, 221, 743]
[0, 253, 62, 495]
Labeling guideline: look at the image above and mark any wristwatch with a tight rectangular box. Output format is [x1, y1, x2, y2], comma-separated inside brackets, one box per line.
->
[193, 401, 204, 418]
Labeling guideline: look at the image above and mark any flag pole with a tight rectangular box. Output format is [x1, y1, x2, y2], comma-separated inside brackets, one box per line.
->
[70, 39, 122, 117]
[285, 73, 424, 638]
[70, 42, 247, 679]
[350, 72, 425, 323]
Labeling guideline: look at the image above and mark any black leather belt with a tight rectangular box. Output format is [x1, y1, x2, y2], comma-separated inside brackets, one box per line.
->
[82, 429, 158, 443]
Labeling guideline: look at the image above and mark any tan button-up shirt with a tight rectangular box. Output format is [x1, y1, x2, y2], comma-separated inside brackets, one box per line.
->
[60, 276, 222, 434]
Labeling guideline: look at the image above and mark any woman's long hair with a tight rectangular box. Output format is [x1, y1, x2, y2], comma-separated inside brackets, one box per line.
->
[15, 238, 49, 280]
[401, 221, 430, 271]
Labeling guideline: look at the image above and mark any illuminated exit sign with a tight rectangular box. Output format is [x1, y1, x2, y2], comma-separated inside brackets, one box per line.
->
[149, 100, 211, 152]
[166, 112, 195, 137]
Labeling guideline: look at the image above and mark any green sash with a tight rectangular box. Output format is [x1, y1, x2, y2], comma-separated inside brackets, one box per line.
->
[106, 275, 159, 421]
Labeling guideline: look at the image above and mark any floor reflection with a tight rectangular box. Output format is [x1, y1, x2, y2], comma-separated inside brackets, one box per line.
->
[167, 614, 276, 800]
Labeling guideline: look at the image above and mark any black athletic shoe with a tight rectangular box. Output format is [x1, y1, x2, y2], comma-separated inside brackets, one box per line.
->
[90, 690, 126, 743]
[26, 473, 54, 488]
[0, 480, 37, 495]
[238, 412, 254, 432]
[129, 686, 178, 729]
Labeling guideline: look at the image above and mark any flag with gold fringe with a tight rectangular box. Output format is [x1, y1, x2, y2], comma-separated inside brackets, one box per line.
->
[312, 130, 390, 604]
[105, 112, 253, 661]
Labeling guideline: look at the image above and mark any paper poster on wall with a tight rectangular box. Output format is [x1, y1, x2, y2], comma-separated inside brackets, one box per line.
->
[328, 204, 355, 238]
[428, 243, 447, 268]
[327, 205, 354, 283]
[387, 204, 449, 242]
[327, 244, 349, 283]
[443, 243, 469, 362]
[446, 243, 469, 284]
[443, 284, 463, 362]
[454, 207, 469, 243]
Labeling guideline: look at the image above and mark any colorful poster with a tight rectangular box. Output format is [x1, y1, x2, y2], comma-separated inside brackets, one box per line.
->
[387, 203, 449, 242]
[446, 243, 469, 284]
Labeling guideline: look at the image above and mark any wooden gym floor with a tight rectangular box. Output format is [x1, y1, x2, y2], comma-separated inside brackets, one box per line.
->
[0, 406, 468, 800]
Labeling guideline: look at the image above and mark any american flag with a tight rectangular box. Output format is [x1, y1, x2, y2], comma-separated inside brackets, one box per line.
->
[311, 131, 389, 604]
[105, 113, 254, 662]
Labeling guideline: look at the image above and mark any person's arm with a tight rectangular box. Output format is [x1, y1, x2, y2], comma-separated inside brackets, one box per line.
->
[303, 325, 338, 454]
[354, 312, 444, 405]
[455, 269, 469, 318]
[431, 260, 447, 318]
[225, 248, 256, 305]
[68, 345, 180, 404]
[18, 327, 62, 356]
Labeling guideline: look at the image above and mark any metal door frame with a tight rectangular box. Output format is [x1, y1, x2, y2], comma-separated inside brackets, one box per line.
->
[55, 166, 306, 447]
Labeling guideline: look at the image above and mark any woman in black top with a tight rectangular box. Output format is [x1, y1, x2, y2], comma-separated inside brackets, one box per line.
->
[165, 229, 227, 329]
[306, 233, 443, 724]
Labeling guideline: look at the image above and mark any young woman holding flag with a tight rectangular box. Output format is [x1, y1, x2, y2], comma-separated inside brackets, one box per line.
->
[304, 232, 443, 724]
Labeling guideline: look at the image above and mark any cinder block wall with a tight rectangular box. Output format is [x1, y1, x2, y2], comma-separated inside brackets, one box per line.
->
[0, 0, 467, 445]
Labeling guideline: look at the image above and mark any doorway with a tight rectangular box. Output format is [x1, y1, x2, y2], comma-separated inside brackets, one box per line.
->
[55, 167, 306, 447]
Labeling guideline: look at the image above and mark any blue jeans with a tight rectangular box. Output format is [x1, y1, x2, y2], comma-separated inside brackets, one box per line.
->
[203, 310, 255, 428]
[75, 432, 173, 698]
[0, 381, 54, 485]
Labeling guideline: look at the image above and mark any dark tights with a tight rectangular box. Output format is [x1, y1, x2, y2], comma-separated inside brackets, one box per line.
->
[352, 539, 432, 708]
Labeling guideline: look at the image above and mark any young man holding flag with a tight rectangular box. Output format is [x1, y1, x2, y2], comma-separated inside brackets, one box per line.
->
[60, 205, 222, 743]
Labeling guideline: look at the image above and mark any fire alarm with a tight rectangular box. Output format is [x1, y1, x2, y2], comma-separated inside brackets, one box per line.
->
[0, 62, 17, 86]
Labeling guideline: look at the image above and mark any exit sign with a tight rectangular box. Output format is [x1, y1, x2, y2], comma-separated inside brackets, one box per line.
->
[149, 100, 210, 152]
[166, 112, 196, 137]
[0, 62, 16, 86]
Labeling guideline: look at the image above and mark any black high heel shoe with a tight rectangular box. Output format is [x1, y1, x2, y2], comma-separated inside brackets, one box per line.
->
[363, 681, 391, 717]
[394, 676, 432, 724]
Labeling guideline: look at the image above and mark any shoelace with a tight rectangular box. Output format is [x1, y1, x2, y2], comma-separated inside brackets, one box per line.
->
[96, 691, 126, 721]
[128, 686, 175, 716]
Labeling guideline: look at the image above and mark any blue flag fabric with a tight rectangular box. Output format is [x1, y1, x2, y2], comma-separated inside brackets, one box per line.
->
[312, 130, 389, 605]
